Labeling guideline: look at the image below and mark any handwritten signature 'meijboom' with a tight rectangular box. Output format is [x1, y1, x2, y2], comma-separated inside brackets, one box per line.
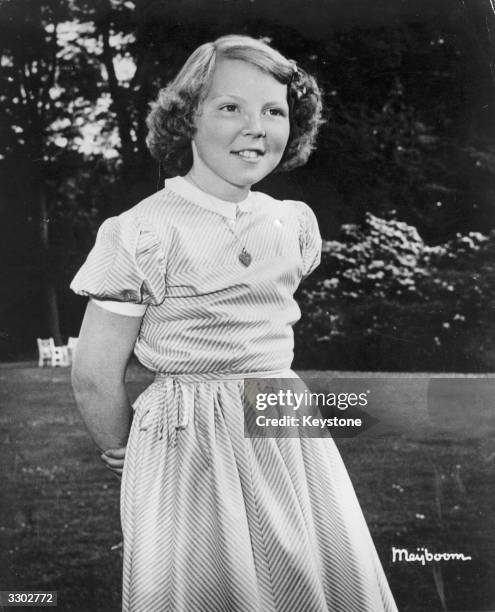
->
[392, 547, 472, 565]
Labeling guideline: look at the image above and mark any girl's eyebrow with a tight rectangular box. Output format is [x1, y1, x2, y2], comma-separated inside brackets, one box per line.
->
[263, 100, 289, 108]
[210, 93, 245, 101]
[211, 93, 288, 107]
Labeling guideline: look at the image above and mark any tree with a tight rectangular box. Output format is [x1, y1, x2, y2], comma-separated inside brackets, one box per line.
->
[2, 0, 495, 362]
[0, 0, 125, 344]
[0, 0, 143, 346]
[2, 0, 74, 344]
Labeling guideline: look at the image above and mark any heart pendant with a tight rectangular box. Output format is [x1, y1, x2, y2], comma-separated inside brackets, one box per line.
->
[238, 249, 252, 267]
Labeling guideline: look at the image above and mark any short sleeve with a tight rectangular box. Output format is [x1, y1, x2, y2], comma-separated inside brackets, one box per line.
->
[70, 211, 167, 305]
[91, 298, 147, 316]
[289, 200, 322, 278]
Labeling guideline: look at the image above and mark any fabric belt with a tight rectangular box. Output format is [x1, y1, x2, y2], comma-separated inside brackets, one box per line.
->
[149, 368, 298, 442]
[153, 368, 297, 383]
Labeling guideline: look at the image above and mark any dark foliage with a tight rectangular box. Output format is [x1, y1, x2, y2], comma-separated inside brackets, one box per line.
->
[1, 0, 495, 365]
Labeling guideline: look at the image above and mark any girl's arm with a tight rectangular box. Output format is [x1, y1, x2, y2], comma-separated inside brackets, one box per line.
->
[71, 300, 143, 455]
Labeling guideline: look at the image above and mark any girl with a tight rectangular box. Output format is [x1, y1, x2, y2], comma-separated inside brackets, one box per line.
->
[71, 35, 397, 612]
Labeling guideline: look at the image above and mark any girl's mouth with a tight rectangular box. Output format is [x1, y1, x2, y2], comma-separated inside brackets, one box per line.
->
[232, 149, 265, 161]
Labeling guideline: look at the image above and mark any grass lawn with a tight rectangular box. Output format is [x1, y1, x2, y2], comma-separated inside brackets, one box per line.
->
[0, 363, 494, 612]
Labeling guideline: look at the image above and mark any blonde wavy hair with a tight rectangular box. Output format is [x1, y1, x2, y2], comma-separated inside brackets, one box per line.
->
[146, 34, 324, 175]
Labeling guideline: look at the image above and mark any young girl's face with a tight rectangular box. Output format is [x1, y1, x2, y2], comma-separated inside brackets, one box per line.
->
[190, 58, 290, 200]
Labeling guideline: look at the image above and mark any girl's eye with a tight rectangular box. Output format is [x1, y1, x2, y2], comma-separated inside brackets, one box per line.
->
[266, 108, 287, 117]
[220, 104, 238, 112]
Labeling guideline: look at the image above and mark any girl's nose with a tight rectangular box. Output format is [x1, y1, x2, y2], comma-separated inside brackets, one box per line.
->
[241, 115, 266, 138]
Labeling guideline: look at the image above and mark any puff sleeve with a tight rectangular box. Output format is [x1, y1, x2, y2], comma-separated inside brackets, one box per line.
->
[70, 210, 167, 306]
[291, 200, 322, 278]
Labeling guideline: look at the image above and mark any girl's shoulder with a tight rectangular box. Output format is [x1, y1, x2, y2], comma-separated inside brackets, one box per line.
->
[251, 188, 311, 209]
[252, 191, 321, 278]
[112, 186, 194, 246]
[121, 186, 182, 225]
[252, 190, 317, 226]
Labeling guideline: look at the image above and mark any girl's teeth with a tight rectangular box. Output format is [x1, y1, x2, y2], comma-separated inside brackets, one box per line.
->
[238, 150, 259, 159]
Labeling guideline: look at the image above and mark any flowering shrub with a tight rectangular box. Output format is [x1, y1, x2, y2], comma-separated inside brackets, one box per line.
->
[294, 215, 495, 371]
[320, 213, 438, 299]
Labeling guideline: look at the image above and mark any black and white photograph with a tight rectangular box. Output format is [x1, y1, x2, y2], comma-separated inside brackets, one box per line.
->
[1, 1, 494, 611]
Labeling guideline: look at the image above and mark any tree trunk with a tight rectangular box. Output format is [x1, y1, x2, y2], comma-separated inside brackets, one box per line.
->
[39, 187, 63, 345]
[44, 282, 63, 346]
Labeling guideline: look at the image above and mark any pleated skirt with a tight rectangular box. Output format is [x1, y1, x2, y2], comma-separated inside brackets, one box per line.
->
[120, 371, 398, 612]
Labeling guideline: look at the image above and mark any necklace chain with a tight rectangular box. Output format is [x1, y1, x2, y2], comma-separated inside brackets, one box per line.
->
[223, 210, 252, 267]
[185, 174, 253, 267]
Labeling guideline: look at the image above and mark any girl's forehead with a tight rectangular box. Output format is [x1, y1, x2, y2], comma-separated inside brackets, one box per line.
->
[206, 58, 287, 100]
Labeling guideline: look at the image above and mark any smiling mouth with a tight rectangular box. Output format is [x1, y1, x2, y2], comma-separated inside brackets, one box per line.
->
[231, 149, 265, 160]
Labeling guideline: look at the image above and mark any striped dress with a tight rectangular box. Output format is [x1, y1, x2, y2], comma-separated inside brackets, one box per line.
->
[71, 176, 398, 612]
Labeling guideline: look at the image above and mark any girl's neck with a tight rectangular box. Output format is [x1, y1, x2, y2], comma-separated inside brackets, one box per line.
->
[185, 171, 250, 203]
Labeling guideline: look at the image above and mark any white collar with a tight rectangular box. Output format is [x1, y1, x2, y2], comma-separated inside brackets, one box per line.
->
[165, 176, 255, 220]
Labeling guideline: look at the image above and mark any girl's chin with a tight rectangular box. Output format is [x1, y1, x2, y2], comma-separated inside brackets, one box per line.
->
[227, 165, 275, 186]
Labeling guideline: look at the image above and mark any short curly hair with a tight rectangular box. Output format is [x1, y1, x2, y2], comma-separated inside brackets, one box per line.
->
[146, 35, 324, 175]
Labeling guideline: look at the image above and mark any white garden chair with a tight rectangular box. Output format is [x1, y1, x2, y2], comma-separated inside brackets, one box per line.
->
[51, 346, 70, 367]
[37, 338, 55, 367]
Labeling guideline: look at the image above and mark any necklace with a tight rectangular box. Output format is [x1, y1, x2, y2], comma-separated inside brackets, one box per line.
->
[184, 174, 253, 267]
[224, 212, 252, 267]
[238, 247, 252, 267]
